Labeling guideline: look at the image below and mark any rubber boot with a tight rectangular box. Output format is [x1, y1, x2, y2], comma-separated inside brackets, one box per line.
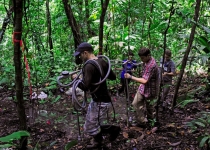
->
[100, 125, 121, 141]
[87, 132, 103, 149]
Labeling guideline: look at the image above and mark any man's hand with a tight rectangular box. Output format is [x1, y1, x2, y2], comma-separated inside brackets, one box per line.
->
[71, 73, 78, 80]
[162, 72, 168, 76]
[124, 73, 131, 79]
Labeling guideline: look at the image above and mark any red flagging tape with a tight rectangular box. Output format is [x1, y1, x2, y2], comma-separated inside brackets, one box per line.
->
[13, 32, 32, 98]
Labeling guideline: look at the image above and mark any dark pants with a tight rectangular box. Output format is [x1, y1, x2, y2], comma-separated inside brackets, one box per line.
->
[161, 81, 172, 106]
[118, 78, 131, 96]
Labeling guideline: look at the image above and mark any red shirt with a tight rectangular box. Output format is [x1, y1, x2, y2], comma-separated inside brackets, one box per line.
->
[139, 57, 159, 98]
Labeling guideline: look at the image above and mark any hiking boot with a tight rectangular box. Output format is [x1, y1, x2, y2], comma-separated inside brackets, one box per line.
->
[87, 132, 103, 149]
[109, 126, 121, 141]
[100, 125, 121, 142]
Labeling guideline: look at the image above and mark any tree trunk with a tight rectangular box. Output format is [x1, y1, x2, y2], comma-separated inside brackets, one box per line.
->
[172, 0, 201, 107]
[148, 2, 153, 49]
[63, 0, 81, 48]
[85, 0, 95, 37]
[13, 0, 27, 149]
[0, 7, 13, 43]
[46, 0, 53, 50]
[99, 0, 109, 55]
[46, 0, 54, 75]
[140, 0, 147, 47]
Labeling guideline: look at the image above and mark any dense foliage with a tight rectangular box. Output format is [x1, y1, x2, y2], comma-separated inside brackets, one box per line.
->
[0, 0, 209, 88]
[0, 0, 210, 149]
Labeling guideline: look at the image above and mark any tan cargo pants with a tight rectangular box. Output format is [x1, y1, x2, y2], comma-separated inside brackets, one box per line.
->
[132, 90, 156, 124]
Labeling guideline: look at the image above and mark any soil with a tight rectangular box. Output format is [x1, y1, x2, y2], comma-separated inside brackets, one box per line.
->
[0, 75, 210, 150]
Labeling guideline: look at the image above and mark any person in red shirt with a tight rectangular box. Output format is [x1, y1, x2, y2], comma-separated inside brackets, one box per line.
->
[124, 47, 159, 127]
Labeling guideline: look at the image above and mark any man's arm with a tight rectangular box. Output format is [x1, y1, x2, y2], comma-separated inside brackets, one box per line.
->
[124, 60, 156, 84]
[124, 73, 148, 84]
[78, 63, 94, 91]
[162, 72, 175, 76]
[163, 61, 176, 76]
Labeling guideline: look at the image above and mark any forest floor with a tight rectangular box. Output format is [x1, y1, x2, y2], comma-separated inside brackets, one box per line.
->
[0, 75, 210, 150]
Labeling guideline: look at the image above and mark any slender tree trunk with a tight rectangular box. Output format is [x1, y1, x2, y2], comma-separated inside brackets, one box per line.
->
[85, 0, 95, 37]
[127, 0, 131, 54]
[140, 0, 147, 47]
[148, 1, 153, 49]
[99, 0, 109, 55]
[63, 0, 81, 48]
[46, 0, 53, 50]
[13, 0, 27, 149]
[172, 0, 201, 107]
[0, 7, 13, 43]
[205, 32, 210, 90]
[46, 0, 54, 75]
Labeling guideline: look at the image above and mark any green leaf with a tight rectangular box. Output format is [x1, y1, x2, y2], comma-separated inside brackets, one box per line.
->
[51, 95, 61, 104]
[195, 122, 205, 127]
[39, 99, 47, 104]
[208, 138, 210, 146]
[178, 99, 199, 108]
[0, 78, 9, 85]
[50, 140, 57, 147]
[200, 25, 210, 34]
[49, 80, 57, 85]
[0, 131, 30, 142]
[199, 136, 209, 147]
[0, 143, 13, 148]
[198, 36, 210, 53]
[207, 118, 210, 124]
[46, 85, 57, 90]
[197, 118, 207, 124]
[149, 21, 168, 32]
[65, 140, 77, 150]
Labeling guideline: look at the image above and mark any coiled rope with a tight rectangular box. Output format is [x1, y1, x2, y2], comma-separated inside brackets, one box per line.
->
[57, 55, 112, 111]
